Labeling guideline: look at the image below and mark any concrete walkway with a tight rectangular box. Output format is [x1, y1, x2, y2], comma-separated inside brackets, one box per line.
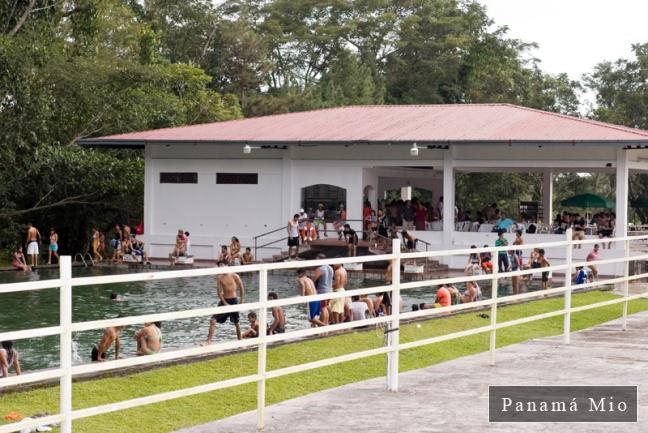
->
[174, 312, 648, 433]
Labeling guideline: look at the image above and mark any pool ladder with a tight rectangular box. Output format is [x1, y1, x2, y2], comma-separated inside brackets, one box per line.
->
[74, 252, 95, 267]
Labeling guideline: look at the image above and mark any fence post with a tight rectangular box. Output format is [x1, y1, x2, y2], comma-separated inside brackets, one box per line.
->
[622, 237, 630, 331]
[257, 268, 268, 431]
[387, 238, 401, 391]
[59, 256, 73, 433]
[564, 228, 573, 344]
[489, 246, 499, 366]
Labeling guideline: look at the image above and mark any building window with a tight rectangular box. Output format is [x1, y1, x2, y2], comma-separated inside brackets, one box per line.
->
[216, 173, 258, 184]
[160, 172, 198, 184]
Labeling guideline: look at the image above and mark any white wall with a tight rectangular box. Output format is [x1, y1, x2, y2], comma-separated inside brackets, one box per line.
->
[144, 157, 283, 259]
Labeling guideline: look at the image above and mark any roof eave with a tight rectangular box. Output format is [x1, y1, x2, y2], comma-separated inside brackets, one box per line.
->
[78, 138, 648, 148]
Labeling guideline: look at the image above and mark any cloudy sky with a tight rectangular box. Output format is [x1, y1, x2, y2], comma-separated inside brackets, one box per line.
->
[478, 0, 648, 80]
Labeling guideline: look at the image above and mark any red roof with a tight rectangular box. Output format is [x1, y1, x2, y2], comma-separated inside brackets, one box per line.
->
[81, 104, 648, 146]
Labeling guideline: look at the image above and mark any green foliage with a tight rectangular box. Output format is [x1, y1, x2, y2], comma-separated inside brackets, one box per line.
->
[455, 172, 542, 218]
[586, 43, 648, 222]
[0, 0, 241, 251]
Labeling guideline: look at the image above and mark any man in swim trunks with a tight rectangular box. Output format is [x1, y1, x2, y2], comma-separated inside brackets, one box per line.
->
[48, 227, 59, 265]
[25, 223, 41, 267]
[204, 261, 245, 344]
[92, 324, 123, 362]
[297, 269, 326, 327]
[135, 322, 162, 356]
[267, 292, 286, 334]
[331, 263, 348, 323]
[287, 214, 300, 260]
[311, 253, 333, 324]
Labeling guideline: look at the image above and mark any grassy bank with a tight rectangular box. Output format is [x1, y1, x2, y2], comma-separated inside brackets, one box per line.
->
[1, 291, 646, 433]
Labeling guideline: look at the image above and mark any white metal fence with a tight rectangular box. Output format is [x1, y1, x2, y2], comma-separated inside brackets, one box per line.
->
[2, 230, 648, 433]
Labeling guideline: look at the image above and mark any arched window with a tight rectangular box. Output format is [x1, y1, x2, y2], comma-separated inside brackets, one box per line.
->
[301, 184, 347, 214]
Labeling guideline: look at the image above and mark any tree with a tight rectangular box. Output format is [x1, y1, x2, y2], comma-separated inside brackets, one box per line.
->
[586, 43, 648, 221]
[0, 0, 241, 252]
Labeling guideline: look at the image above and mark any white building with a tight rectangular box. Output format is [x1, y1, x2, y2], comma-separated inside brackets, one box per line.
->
[82, 104, 648, 268]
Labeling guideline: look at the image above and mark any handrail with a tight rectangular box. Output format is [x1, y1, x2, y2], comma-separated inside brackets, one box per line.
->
[2, 232, 648, 432]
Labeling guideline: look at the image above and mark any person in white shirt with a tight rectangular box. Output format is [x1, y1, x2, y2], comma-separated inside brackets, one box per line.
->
[350, 295, 370, 321]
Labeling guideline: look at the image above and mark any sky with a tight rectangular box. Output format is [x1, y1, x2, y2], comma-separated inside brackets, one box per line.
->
[478, 0, 648, 81]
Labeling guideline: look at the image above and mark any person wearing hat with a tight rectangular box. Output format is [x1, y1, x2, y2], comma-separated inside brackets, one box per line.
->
[313, 203, 328, 238]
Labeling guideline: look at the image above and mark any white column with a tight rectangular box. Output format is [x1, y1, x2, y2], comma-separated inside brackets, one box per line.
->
[59, 256, 73, 433]
[143, 145, 154, 240]
[616, 147, 629, 239]
[442, 149, 455, 245]
[542, 170, 553, 225]
[281, 148, 293, 221]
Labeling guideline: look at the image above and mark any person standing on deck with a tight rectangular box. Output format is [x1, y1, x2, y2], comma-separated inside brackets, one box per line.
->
[48, 227, 59, 265]
[203, 262, 245, 344]
[25, 223, 41, 267]
[287, 214, 300, 260]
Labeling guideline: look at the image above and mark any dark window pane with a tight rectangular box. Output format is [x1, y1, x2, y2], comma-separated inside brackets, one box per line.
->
[216, 173, 258, 184]
[160, 172, 198, 183]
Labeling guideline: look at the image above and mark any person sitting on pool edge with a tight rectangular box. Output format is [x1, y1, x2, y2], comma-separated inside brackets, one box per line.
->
[241, 247, 254, 265]
[0, 341, 21, 378]
[135, 322, 162, 356]
[242, 312, 259, 338]
[480, 245, 493, 274]
[267, 292, 286, 334]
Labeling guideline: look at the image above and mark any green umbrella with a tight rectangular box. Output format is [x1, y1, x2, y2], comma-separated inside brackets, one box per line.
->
[631, 196, 648, 208]
[560, 193, 614, 209]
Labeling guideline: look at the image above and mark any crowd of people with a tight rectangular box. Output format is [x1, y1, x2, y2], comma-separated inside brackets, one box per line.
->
[554, 210, 617, 249]
[9, 222, 152, 271]
[462, 229, 603, 295]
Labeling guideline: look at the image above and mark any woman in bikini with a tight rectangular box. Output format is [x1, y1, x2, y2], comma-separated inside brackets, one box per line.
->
[135, 322, 162, 356]
[91, 228, 103, 262]
[48, 227, 59, 265]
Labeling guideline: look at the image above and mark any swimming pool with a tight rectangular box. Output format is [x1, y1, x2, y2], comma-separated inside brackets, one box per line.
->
[0, 265, 513, 371]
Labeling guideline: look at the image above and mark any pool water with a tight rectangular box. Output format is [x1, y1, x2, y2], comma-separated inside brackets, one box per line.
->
[0, 265, 520, 372]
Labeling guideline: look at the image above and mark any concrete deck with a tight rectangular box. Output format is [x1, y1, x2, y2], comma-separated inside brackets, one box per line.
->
[174, 312, 648, 433]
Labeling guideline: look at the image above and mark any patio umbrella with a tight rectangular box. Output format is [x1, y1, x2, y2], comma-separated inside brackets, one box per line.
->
[560, 193, 614, 209]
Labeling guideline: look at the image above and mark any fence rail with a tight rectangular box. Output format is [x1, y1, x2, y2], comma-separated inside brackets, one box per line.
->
[2, 230, 648, 432]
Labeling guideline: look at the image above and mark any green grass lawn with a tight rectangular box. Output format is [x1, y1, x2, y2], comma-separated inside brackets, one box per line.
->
[1, 290, 646, 433]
